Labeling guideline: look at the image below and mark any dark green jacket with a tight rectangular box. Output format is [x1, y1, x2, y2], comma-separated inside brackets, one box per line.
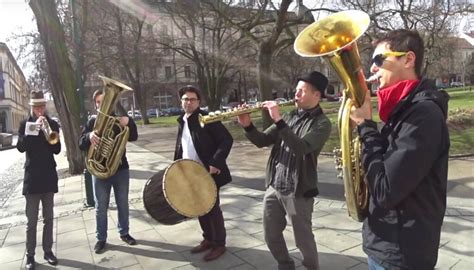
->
[244, 105, 331, 197]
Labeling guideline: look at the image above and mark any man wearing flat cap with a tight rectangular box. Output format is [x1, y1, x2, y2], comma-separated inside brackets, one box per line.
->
[17, 90, 61, 270]
[237, 71, 332, 270]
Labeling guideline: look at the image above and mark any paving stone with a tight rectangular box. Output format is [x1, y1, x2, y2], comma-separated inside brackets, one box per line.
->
[226, 227, 265, 252]
[226, 214, 263, 235]
[233, 244, 278, 270]
[3, 225, 25, 247]
[314, 211, 363, 232]
[180, 244, 244, 270]
[451, 259, 474, 270]
[315, 228, 362, 253]
[0, 242, 25, 263]
[228, 263, 258, 270]
[436, 249, 463, 269]
[57, 228, 90, 251]
[317, 243, 361, 269]
[348, 262, 369, 270]
[57, 244, 95, 270]
[57, 214, 84, 234]
[1, 259, 23, 269]
[0, 228, 8, 246]
[92, 247, 140, 269]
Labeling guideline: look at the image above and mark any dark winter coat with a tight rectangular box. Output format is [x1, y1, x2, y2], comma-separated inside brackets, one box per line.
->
[358, 79, 450, 269]
[244, 105, 332, 197]
[174, 109, 233, 188]
[17, 116, 61, 195]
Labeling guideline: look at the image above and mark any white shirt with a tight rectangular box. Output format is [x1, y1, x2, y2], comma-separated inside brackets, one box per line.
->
[181, 115, 202, 164]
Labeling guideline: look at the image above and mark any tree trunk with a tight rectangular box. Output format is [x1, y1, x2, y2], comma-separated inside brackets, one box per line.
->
[258, 42, 275, 129]
[30, 0, 84, 174]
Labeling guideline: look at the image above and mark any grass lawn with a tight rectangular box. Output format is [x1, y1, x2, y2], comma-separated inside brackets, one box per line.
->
[138, 88, 474, 156]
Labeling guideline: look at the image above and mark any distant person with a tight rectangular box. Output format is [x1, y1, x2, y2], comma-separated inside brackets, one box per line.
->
[173, 85, 233, 261]
[17, 90, 61, 270]
[350, 29, 450, 269]
[237, 71, 332, 270]
[79, 89, 138, 254]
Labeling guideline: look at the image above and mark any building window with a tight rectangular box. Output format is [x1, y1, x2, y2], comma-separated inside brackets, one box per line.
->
[184, 65, 191, 78]
[150, 67, 157, 79]
[147, 24, 153, 36]
[161, 25, 168, 36]
[165, 66, 172, 79]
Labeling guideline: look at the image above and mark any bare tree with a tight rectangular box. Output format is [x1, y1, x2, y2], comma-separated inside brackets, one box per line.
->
[29, 0, 84, 174]
[78, 0, 163, 124]
[339, 0, 474, 77]
[153, 1, 250, 110]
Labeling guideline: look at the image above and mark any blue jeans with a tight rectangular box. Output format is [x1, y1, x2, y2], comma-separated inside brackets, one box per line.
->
[368, 256, 386, 270]
[92, 169, 130, 241]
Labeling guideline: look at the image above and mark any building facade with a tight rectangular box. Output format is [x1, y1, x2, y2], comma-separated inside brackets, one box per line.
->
[0, 42, 29, 133]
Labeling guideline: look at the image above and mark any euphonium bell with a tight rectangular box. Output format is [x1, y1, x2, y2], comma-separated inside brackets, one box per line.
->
[294, 10, 370, 222]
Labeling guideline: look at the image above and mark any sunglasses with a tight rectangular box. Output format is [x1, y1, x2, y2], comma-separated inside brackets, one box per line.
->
[371, 51, 408, 67]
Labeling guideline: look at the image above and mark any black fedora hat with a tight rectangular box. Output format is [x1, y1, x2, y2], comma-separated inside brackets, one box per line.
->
[297, 71, 328, 97]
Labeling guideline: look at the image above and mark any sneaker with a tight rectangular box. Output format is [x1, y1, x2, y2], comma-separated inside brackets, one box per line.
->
[120, 234, 137, 245]
[190, 239, 213, 254]
[25, 256, 35, 270]
[43, 251, 58, 265]
[94, 240, 106, 254]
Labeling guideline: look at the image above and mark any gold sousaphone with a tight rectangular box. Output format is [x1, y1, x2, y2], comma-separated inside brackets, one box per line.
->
[86, 76, 132, 179]
[294, 10, 370, 221]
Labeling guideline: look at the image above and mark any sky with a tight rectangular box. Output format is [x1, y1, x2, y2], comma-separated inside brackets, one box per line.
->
[0, 0, 36, 77]
[0, 0, 35, 43]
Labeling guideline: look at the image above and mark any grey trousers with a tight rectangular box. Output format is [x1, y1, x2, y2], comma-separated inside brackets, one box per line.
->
[25, 192, 54, 257]
[263, 186, 319, 270]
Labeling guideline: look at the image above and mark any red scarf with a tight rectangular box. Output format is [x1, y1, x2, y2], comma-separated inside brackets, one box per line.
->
[377, 80, 419, 123]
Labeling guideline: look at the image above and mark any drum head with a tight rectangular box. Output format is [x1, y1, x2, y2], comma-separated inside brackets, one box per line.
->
[163, 159, 217, 217]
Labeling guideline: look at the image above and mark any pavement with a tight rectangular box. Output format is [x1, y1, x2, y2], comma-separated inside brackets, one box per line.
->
[0, 125, 473, 269]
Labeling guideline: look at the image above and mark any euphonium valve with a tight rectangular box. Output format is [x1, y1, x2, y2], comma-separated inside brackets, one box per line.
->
[294, 10, 370, 222]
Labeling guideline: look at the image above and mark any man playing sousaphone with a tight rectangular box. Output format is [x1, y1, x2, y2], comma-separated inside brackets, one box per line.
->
[79, 89, 138, 254]
[173, 85, 233, 261]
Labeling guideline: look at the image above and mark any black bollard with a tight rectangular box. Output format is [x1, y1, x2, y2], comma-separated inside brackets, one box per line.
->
[83, 169, 95, 207]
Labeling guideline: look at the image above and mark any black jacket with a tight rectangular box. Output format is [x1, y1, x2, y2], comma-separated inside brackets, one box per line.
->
[358, 79, 450, 269]
[79, 116, 138, 173]
[17, 116, 61, 195]
[174, 109, 233, 188]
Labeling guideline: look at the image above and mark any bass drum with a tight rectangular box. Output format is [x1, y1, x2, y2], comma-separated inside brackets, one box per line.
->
[143, 159, 217, 225]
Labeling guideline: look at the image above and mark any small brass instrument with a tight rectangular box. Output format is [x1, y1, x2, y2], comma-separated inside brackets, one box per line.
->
[294, 10, 370, 222]
[199, 100, 295, 127]
[86, 75, 132, 179]
[41, 118, 59, 145]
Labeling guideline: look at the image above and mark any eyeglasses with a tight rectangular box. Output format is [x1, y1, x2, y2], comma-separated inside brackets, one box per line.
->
[181, 98, 199, 102]
[371, 51, 408, 67]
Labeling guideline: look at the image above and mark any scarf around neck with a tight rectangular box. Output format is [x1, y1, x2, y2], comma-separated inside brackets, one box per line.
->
[377, 80, 419, 122]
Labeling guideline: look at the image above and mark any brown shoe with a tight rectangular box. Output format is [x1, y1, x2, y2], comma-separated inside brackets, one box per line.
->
[190, 239, 213, 254]
[204, 246, 226, 261]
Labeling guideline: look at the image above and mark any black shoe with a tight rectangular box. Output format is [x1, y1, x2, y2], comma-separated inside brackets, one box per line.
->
[120, 234, 137, 245]
[94, 240, 106, 254]
[25, 256, 35, 270]
[43, 251, 58, 265]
